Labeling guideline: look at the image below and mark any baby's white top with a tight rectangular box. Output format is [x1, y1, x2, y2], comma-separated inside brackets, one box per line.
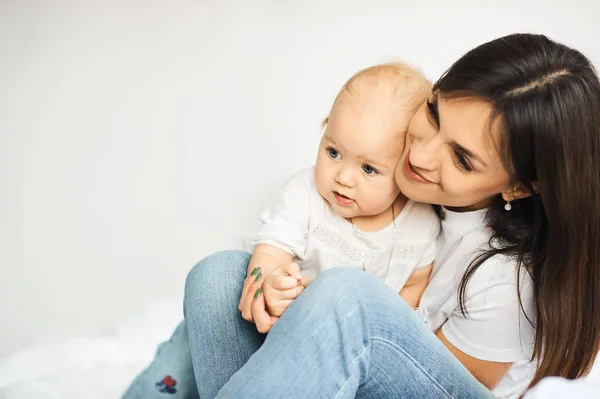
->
[250, 167, 440, 291]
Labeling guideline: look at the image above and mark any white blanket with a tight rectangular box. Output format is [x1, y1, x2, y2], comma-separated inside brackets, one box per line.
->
[0, 298, 183, 399]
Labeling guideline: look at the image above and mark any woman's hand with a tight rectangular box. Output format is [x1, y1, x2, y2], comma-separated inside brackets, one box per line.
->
[239, 266, 267, 323]
[251, 263, 314, 333]
[251, 289, 280, 333]
[238, 244, 293, 324]
[238, 263, 302, 329]
[239, 260, 313, 333]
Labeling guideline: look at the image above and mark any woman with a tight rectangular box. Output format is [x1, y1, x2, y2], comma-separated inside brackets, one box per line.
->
[126, 33, 600, 398]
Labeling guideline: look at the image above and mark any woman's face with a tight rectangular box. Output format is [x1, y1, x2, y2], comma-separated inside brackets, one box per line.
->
[395, 94, 513, 210]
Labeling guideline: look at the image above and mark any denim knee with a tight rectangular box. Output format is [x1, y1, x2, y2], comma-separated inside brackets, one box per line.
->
[311, 267, 375, 296]
[183, 250, 251, 316]
[300, 267, 406, 318]
[185, 251, 250, 293]
[299, 268, 375, 308]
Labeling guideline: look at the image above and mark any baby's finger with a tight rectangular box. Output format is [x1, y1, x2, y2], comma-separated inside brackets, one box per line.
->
[275, 285, 305, 300]
[267, 299, 295, 317]
[300, 275, 314, 287]
[270, 274, 300, 290]
[281, 262, 303, 280]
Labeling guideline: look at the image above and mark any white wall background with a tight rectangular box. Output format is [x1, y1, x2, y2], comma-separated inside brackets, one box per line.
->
[1, 0, 599, 356]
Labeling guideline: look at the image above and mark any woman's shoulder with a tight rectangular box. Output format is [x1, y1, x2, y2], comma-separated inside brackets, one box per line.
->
[445, 224, 532, 289]
[464, 247, 534, 304]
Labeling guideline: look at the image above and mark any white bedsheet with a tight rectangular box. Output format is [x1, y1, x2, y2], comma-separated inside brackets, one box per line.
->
[1, 297, 599, 399]
[0, 298, 183, 399]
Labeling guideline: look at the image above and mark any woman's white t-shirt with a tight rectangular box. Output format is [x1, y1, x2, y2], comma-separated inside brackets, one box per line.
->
[250, 167, 440, 292]
[421, 207, 536, 399]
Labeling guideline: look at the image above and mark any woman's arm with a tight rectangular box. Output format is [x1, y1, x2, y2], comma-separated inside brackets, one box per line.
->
[436, 329, 513, 390]
[400, 262, 514, 389]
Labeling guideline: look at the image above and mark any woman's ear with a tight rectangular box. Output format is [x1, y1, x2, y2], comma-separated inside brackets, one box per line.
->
[501, 191, 515, 203]
[502, 182, 539, 202]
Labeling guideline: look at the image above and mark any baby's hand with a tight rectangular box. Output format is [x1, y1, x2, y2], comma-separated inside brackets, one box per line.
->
[263, 263, 307, 317]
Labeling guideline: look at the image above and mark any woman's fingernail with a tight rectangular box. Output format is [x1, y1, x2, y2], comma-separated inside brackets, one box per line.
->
[250, 267, 261, 276]
[255, 272, 263, 282]
[254, 289, 262, 299]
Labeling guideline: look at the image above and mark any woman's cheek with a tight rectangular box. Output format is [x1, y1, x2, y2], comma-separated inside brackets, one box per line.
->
[440, 171, 470, 199]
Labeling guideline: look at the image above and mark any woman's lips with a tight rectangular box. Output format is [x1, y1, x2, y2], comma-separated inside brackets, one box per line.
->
[403, 154, 433, 184]
[333, 191, 355, 206]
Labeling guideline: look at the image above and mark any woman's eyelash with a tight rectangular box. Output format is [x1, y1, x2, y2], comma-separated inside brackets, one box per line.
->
[454, 150, 473, 172]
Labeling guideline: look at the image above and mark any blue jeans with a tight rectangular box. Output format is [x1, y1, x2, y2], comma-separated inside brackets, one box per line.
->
[122, 251, 264, 399]
[123, 250, 493, 398]
[122, 321, 199, 398]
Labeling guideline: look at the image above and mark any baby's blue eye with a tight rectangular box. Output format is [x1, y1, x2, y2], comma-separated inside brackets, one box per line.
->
[362, 164, 378, 175]
[328, 148, 341, 159]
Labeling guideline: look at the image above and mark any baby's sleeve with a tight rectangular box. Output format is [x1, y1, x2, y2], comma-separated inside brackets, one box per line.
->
[249, 169, 313, 259]
[416, 209, 440, 268]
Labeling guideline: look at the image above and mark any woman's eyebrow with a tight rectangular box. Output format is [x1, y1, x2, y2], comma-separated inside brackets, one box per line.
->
[426, 98, 440, 125]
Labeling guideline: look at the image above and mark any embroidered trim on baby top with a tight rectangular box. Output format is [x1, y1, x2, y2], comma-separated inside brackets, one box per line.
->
[311, 225, 425, 266]
[394, 243, 427, 261]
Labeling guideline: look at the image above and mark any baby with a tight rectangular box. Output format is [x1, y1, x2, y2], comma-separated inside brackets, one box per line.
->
[239, 63, 440, 324]
[122, 63, 440, 399]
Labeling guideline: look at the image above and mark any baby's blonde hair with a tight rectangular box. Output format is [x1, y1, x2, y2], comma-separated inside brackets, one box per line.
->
[322, 62, 432, 128]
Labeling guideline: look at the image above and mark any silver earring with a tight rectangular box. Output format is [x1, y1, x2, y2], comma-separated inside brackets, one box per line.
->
[504, 194, 513, 211]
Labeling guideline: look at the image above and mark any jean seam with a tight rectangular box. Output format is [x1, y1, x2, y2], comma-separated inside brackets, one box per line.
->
[333, 343, 372, 399]
[370, 337, 455, 399]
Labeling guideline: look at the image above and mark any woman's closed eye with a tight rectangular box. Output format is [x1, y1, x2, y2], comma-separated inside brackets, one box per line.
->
[327, 147, 341, 159]
[453, 149, 473, 172]
[362, 164, 379, 175]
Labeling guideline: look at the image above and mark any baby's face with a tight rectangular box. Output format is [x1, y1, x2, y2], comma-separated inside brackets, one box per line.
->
[315, 80, 414, 219]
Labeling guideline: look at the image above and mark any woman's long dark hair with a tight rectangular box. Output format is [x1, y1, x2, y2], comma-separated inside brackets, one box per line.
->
[435, 34, 600, 388]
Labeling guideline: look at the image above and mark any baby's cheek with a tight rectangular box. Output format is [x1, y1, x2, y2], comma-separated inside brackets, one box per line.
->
[367, 179, 400, 208]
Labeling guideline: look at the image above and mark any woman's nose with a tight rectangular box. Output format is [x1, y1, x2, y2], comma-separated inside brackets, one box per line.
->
[409, 135, 441, 176]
